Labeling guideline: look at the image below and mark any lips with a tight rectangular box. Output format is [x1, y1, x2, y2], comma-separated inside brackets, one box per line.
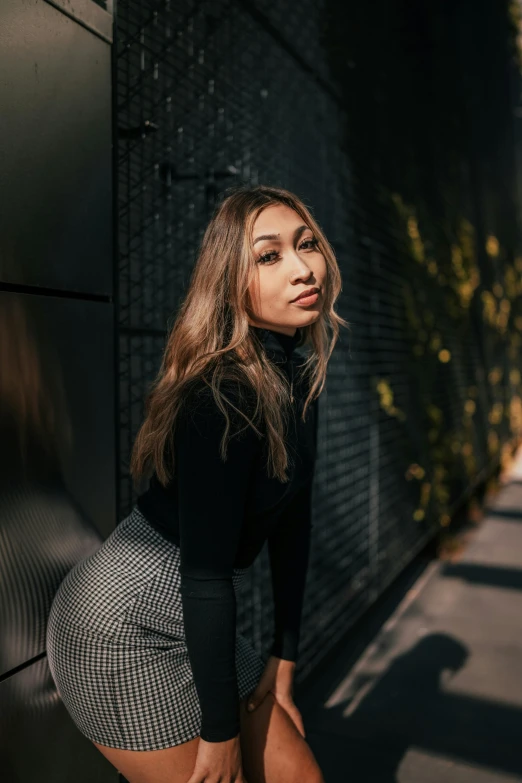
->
[291, 287, 320, 303]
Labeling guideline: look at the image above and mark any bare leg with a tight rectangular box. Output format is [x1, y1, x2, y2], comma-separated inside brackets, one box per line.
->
[91, 735, 200, 783]
[239, 692, 324, 783]
[90, 694, 324, 783]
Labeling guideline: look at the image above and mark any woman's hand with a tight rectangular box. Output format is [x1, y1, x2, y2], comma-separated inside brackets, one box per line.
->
[186, 734, 247, 783]
[245, 655, 306, 738]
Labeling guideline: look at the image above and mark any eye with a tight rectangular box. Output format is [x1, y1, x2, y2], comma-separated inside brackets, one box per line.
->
[255, 237, 319, 265]
[256, 249, 280, 265]
[300, 237, 319, 251]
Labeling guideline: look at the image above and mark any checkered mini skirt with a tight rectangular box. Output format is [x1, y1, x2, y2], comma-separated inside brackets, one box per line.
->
[46, 504, 266, 751]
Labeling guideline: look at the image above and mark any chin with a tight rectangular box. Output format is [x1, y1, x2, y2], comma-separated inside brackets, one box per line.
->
[296, 309, 321, 326]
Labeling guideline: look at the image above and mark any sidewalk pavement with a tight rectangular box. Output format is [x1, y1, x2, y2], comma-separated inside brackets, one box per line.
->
[300, 448, 522, 783]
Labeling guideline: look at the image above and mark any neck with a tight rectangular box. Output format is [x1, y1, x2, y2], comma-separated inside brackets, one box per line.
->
[249, 323, 301, 363]
[248, 321, 297, 338]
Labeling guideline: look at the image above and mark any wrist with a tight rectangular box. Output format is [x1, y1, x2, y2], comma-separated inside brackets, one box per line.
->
[270, 634, 299, 661]
[200, 723, 240, 743]
[200, 732, 240, 744]
[268, 653, 296, 667]
[266, 654, 296, 693]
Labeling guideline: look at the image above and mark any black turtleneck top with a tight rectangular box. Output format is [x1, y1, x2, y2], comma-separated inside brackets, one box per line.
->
[136, 325, 319, 742]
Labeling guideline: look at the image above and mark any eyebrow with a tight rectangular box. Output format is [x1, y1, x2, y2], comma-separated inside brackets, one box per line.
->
[253, 224, 310, 245]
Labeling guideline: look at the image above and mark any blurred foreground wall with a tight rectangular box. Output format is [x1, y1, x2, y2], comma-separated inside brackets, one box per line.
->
[115, 0, 522, 686]
[0, 0, 116, 780]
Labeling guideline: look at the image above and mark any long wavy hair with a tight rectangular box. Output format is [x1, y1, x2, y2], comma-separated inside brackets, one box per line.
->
[130, 184, 349, 486]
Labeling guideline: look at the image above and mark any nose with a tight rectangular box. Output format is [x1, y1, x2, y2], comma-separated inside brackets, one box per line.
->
[288, 250, 314, 279]
[290, 261, 314, 283]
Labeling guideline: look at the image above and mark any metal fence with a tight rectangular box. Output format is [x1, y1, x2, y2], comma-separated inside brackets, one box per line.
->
[115, 0, 522, 683]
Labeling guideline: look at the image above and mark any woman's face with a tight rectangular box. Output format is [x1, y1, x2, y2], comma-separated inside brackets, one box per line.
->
[247, 204, 327, 336]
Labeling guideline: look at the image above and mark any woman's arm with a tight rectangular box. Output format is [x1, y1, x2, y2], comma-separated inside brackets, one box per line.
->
[267, 393, 318, 664]
[267, 481, 313, 662]
[175, 383, 260, 742]
[242, 483, 313, 735]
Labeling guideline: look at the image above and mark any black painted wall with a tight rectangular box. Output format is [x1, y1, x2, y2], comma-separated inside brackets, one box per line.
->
[0, 0, 116, 780]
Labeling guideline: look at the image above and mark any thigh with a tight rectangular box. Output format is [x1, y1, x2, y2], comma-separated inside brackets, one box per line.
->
[239, 693, 324, 783]
[91, 736, 200, 783]
[91, 693, 325, 783]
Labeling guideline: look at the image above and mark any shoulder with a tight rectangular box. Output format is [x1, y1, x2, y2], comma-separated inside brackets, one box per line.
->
[177, 376, 262, 442]
[182, 375, 257, 414]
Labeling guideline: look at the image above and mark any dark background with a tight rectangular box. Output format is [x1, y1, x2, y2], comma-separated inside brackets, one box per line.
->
[115, 0, 522, 683]
[0, 0, 116, 780]
[1, 0, 521, 780]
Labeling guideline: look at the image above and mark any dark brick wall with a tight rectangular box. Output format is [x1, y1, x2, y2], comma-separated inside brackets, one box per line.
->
[115, 0, 522, 683]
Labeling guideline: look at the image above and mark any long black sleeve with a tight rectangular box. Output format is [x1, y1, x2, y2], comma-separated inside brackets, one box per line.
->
[267, 481, 313, 662]
[174, 385, 261, 742]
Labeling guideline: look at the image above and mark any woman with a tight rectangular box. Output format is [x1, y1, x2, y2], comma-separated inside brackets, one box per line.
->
[46, 184, 348, 783]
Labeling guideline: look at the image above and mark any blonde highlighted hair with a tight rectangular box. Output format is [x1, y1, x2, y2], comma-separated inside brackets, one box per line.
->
[130, 184, 349, 486]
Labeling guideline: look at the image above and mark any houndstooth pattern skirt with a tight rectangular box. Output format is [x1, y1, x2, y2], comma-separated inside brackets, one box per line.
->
[46, 504, 267, 751]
